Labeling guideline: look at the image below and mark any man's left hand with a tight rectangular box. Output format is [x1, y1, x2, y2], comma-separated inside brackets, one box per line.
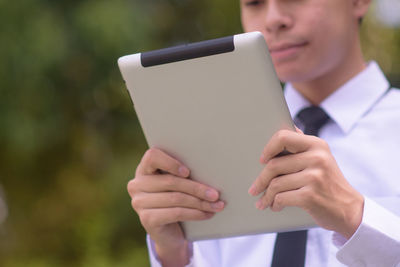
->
[248, 129, 364, 239]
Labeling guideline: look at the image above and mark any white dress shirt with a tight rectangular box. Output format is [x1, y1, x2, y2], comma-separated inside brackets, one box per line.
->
[147, 62, 400, 267]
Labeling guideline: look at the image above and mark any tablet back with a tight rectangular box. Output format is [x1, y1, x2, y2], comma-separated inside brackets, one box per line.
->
[118, 32, 316, 241]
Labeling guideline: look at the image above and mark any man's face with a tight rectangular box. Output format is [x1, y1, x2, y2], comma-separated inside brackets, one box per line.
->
[240, 0, 365, 83]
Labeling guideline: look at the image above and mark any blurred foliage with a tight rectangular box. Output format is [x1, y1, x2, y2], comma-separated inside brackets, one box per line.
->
[0, 0, 398, 266]
[0, 0, 241, 266]
[361, 1, 400, 84]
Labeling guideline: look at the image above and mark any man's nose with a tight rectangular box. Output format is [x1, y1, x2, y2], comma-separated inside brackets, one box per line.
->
[264, 1, 292, 33]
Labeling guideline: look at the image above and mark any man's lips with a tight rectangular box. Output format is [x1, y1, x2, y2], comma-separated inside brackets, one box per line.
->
[268, 42, 308, 61]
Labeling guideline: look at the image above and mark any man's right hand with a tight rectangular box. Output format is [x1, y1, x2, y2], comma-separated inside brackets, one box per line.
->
[127, 147, 225, 267]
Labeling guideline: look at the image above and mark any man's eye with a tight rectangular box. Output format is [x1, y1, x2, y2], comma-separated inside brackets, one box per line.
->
[245, 0, 262, 6]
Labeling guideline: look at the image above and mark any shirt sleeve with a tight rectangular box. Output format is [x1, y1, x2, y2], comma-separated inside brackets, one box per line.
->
[146, 235, 194, 267]
[335, 197, 400, 267]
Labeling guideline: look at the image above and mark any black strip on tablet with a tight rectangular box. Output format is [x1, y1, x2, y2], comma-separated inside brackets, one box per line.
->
[141, 36, 234, 67]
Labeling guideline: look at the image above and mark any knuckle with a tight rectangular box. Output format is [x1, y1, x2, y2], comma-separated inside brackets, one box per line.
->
[139, 210, 153, 227]
[274, 193, 284, 206]
[163, 176, 177, 188]
[266, 158, 279, 172]
[268, 178, 280, 193]
[127, 179, 138, 195]
[131, 192, 147, 210]
[276, 130, 288, 143]
[170, 192, 184, 205]
[143, 148, 158, 164]
[318, 139, 330, 149]
[271, 194, 284, 211]
[308, 168, 322, 181]
[147, 147, 158, 157]
[312, 137, 330, 151]
[191, 184, 204, 198]
[130, 195, 140, 209]
[310, 150, 328, 166]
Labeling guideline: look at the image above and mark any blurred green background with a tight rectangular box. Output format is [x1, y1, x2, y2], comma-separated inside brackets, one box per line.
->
[0, 0, 398, 266]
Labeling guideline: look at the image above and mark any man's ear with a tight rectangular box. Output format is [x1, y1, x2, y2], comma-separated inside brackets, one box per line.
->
[352, 0, 372, 20]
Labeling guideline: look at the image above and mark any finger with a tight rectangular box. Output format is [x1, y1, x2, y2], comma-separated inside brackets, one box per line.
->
[269, 187, 312, 212]
[140, 208, 215, 228]
[129, 174, 220, 202]
[249, 152, 307, 196]
[132, 192, 225, 212]
[261, 130, 314, 163]
[136, 147, 190, 177]
[255, 170, 308, 210]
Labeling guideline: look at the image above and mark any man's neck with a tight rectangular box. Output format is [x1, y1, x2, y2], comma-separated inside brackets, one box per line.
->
[292, 43, 366, 106]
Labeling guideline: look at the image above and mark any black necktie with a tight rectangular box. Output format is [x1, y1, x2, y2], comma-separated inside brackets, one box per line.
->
[296, 106, 330, 137]
[271, 106, 330, 267]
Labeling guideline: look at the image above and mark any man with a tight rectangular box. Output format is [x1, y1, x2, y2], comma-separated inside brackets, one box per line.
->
[127, 0, 400, 266]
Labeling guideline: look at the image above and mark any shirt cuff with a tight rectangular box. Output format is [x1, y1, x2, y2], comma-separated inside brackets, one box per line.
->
[334, 197, 400, 267]
[146, 235, 194, 267]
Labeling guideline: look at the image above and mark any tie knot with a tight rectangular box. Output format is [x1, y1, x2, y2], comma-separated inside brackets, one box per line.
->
[296, 106, 330, 136]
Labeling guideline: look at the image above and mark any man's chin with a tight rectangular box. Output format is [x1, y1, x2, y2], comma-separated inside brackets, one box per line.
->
[275, 64, 312, 84]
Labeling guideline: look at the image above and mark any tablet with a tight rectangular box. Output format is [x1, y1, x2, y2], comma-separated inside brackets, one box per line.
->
[118, 31, 316, 241]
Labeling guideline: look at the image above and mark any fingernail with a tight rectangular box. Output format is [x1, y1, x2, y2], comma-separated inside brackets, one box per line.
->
[261, 154, 269, 164]
[211, 201, 224, 210]
[178, 166, 190, 177]
[205, 189, 218, 201]
[256, 199, 265, 210]
[248, 185, 257, 196]
[204, 212, 215, 218]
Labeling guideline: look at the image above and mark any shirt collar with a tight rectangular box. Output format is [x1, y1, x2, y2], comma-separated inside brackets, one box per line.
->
[284, 61, 391, 134]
